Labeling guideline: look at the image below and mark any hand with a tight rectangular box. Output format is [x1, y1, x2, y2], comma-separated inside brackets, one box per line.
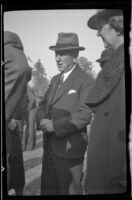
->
[39, 118, 48, 130]
[40, 119, 54, 132]
[8, 119, 18, 131]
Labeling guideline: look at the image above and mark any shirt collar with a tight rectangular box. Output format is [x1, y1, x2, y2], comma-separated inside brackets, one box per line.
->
[63, 64, 76, 82]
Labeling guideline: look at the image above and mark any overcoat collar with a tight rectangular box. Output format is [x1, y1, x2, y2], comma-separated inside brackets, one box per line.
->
[47, 73, 61, 106]
[87, 44, 124, 105]
[50, 65, 80, 104]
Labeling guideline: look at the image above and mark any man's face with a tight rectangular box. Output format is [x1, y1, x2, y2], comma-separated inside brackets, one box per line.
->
[55, 50, 75, 73]
[97, 23, 118, 49]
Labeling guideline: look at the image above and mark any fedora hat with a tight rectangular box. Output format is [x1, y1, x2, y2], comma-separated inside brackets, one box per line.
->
[87, 9, 123, 30]
[49, 32, 85, 51]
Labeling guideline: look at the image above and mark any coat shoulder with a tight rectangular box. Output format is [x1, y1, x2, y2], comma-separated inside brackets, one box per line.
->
[50, 73, 60, 83]
[77, 66, 95, 84]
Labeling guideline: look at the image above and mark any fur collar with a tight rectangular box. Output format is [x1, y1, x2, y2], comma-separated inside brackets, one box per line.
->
[87, 44, 124, 105]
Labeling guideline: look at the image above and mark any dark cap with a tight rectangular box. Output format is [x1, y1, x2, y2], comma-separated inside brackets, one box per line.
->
[87, 9, 123, 30]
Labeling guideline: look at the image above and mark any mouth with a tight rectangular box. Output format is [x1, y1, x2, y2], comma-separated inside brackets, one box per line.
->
[57, 63, 62, 67]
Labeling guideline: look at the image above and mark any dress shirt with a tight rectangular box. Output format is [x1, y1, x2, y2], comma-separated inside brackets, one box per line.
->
[63, 64, 76, 82]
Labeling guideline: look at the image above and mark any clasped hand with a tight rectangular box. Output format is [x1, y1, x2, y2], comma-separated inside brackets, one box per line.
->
[8, 119, 19, 131]
[40, 118, 54, 132]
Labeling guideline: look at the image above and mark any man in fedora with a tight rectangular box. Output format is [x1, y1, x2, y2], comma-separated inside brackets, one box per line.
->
[37, 32, 94, 195]
[84, 9, 128, 195]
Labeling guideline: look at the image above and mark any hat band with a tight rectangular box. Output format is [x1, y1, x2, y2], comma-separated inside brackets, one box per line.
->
[55, 43, 79, 49]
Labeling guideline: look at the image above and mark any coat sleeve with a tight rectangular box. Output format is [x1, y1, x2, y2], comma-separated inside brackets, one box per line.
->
[5, 45, 31, 123]
[36, 77, 55, 125]
[53, 75, 94, 137]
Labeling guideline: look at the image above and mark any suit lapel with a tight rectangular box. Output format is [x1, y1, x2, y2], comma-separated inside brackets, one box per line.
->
[48, 74, 61, 105]
[52, 65, 80, 104]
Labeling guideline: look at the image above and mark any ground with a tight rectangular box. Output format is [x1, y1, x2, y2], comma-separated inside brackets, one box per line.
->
[23, 130, 43, 195]
[8, 130, 43, 196]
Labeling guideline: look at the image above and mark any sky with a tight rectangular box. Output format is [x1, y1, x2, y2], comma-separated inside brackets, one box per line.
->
[4, 9, 104, 79]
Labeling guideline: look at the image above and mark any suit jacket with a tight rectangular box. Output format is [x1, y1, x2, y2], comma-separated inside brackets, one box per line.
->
[4, 31, 31, 123]
[38, 65, 94, 159]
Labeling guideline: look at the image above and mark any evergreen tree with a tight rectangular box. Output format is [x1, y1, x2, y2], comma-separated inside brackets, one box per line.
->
[32, 59, 49, 102]
[77, 56, 96, 79]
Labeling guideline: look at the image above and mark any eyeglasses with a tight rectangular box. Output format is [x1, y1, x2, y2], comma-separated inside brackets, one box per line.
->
[97, 21, 108, 31]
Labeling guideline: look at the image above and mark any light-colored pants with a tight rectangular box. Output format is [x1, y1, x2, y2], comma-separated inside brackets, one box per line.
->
[23, 108, 37, 150]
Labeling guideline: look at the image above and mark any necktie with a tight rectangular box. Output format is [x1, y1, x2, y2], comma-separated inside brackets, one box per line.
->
[58, 73, 64, 88]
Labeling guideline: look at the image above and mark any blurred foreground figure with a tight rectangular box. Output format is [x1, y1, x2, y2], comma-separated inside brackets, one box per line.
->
[7, 99, 25, 195]
[4, 31, 31, 123]
[85, 9, 128, 195]
[4, 31, 31, 195]
[81, 47, 114, 194]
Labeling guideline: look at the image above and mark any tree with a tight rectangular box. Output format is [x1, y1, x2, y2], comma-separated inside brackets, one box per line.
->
[32, 59, 49, 102]
[77, 56, 96, 79]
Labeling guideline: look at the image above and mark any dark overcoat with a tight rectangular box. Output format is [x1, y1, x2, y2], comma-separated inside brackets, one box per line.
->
[4, 31, 31, 123]
[85, 44, 127, 194]
[7, 99, 25, 191]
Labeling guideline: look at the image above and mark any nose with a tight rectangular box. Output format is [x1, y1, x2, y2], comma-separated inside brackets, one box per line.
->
[56, 54, 61, 61]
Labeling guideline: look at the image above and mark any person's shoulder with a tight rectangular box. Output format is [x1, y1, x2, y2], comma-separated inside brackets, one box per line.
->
[4, 32, 32, 79]
[50, 73, 60, 82]
[4, 31, 24, 51]
[77, 65, 94, 81]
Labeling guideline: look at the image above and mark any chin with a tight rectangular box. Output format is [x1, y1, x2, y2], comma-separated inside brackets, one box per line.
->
[57, 67, 62, 71]
[104, 43, 109, 48]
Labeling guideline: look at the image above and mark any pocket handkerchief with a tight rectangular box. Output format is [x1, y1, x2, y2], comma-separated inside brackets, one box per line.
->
[66, 140, 72, 152]
[68, 89, 77, 94]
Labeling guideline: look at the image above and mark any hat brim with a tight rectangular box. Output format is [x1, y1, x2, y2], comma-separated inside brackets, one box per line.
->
[96, 58, 102, 63]
[96, 49, 114, 62]
[49, 46, 85, 51]
[96, 58, 107, 63]
[87, 9, 123, 30]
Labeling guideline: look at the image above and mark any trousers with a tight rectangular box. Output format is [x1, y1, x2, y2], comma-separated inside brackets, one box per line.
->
[41, 144, 83, 195]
